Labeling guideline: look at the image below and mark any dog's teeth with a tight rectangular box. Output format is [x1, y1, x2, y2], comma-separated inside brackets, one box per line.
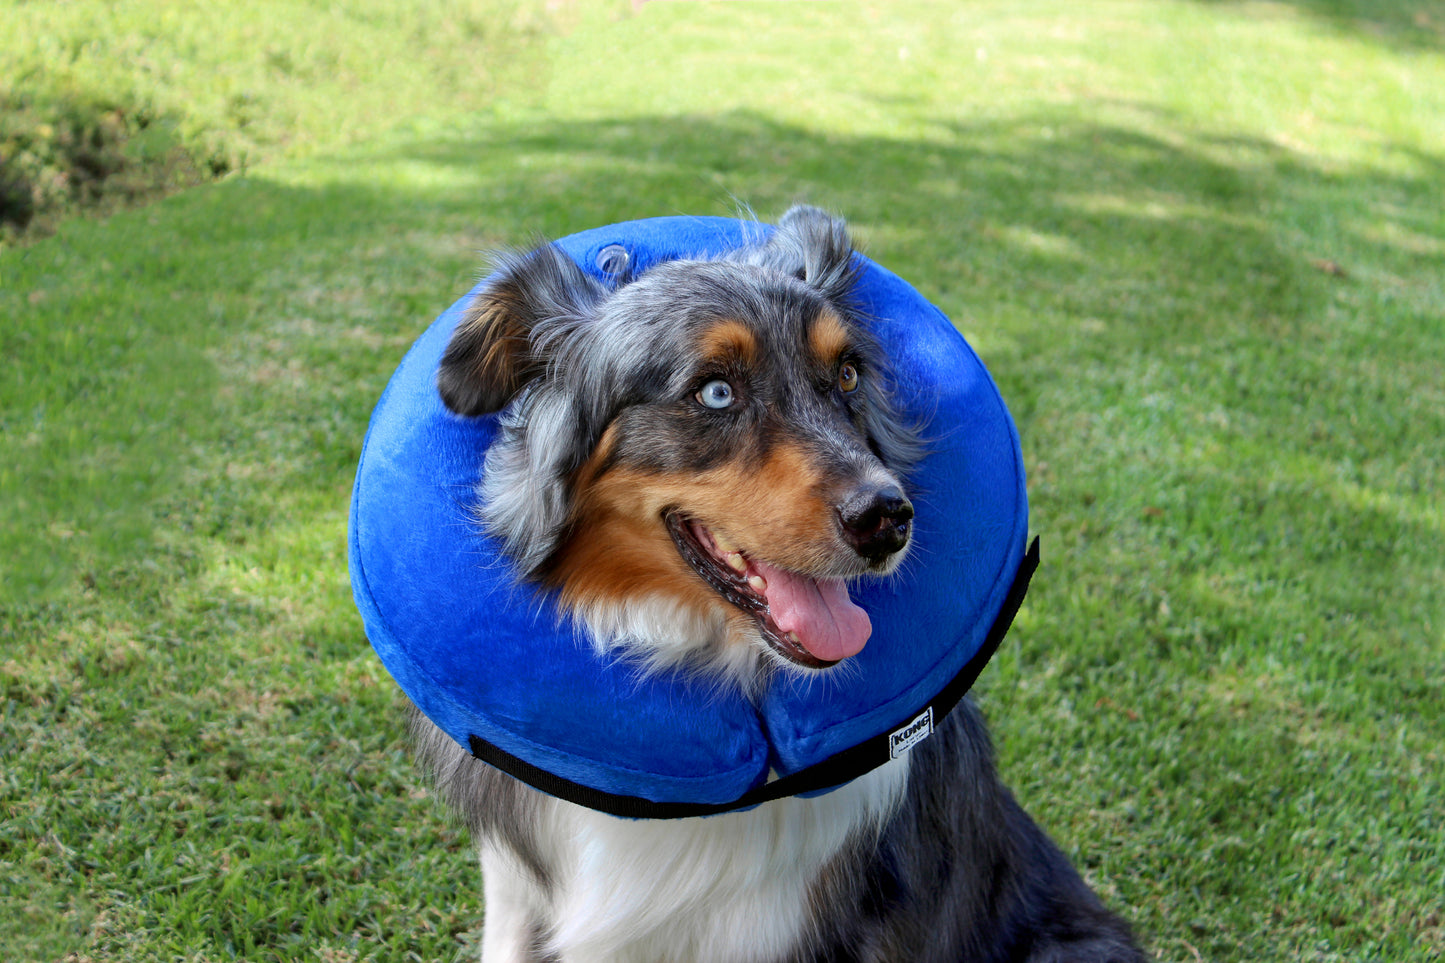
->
[712, 532, 738, 554]
[747, 574, 767, 593]
[786, 631, 802, 644]
[725, 553, 747, 573]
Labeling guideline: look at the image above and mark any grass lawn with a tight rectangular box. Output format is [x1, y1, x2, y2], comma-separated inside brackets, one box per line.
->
[3, 2, 1443, 961]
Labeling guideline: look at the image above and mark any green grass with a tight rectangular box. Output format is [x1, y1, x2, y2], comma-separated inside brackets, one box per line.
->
[3, 2, 1443, 960]
[0, 0, 547, 240]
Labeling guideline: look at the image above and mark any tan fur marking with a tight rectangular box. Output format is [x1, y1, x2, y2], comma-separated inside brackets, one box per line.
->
[547, 479, 725, 620]
[549, 440, 847, 619]
[460, 290, 532, 396]
[570, 423, 620, 494]
[698, 320, 758, 365]
[808, 309, 852, 367]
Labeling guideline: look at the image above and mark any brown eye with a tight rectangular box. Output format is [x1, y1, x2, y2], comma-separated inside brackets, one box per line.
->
[838, 362, 859, 393]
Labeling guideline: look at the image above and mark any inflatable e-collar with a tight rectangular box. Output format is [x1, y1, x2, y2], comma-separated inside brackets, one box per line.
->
[349, 216, 1037, 819]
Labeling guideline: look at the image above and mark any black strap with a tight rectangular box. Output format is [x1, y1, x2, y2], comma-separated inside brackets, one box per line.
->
[469, 536, 1040, 819]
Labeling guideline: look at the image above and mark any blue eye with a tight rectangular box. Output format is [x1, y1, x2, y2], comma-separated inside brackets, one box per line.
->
[697, 379, 735, 409]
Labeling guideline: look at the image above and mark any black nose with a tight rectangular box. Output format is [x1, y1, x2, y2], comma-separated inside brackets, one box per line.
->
[838, 485, 914, 563]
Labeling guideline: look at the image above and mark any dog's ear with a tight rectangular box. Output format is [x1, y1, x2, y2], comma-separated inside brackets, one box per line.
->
[438, 245, 605, 416]
[751, 205, 860, 304]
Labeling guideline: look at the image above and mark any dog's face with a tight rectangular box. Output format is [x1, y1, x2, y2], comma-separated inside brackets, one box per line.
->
[438, 208, 918, 676]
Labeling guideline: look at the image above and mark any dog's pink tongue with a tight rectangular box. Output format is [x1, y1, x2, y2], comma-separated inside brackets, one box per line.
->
[752, 560, 871, 662]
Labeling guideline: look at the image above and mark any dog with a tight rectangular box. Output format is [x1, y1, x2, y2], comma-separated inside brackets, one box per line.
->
[410, 207, 1147, 962]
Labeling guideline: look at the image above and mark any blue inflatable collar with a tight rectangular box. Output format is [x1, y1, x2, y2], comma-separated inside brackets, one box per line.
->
[349, 216, 1035, 818]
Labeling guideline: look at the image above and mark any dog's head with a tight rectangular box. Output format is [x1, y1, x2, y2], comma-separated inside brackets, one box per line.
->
[437, 207, 920, 678]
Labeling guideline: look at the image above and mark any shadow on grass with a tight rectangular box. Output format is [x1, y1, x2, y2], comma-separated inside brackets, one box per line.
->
[1192, 0, 1445, 50]
[3, 106, 1442, 961]
[6, 106, 1442, 634]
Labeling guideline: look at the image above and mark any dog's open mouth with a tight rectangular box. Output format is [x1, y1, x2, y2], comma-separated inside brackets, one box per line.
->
[664, 511, 871, 669]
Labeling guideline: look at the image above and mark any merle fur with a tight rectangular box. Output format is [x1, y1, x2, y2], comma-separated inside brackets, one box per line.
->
[437, 206, 919, 578]
[418, 206, 1148, 962]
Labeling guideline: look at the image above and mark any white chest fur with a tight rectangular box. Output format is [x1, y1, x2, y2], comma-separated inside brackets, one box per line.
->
[482, 757, 910, 963]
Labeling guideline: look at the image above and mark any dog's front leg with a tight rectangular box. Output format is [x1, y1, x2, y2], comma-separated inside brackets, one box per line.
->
[480, 844, 552, 963]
